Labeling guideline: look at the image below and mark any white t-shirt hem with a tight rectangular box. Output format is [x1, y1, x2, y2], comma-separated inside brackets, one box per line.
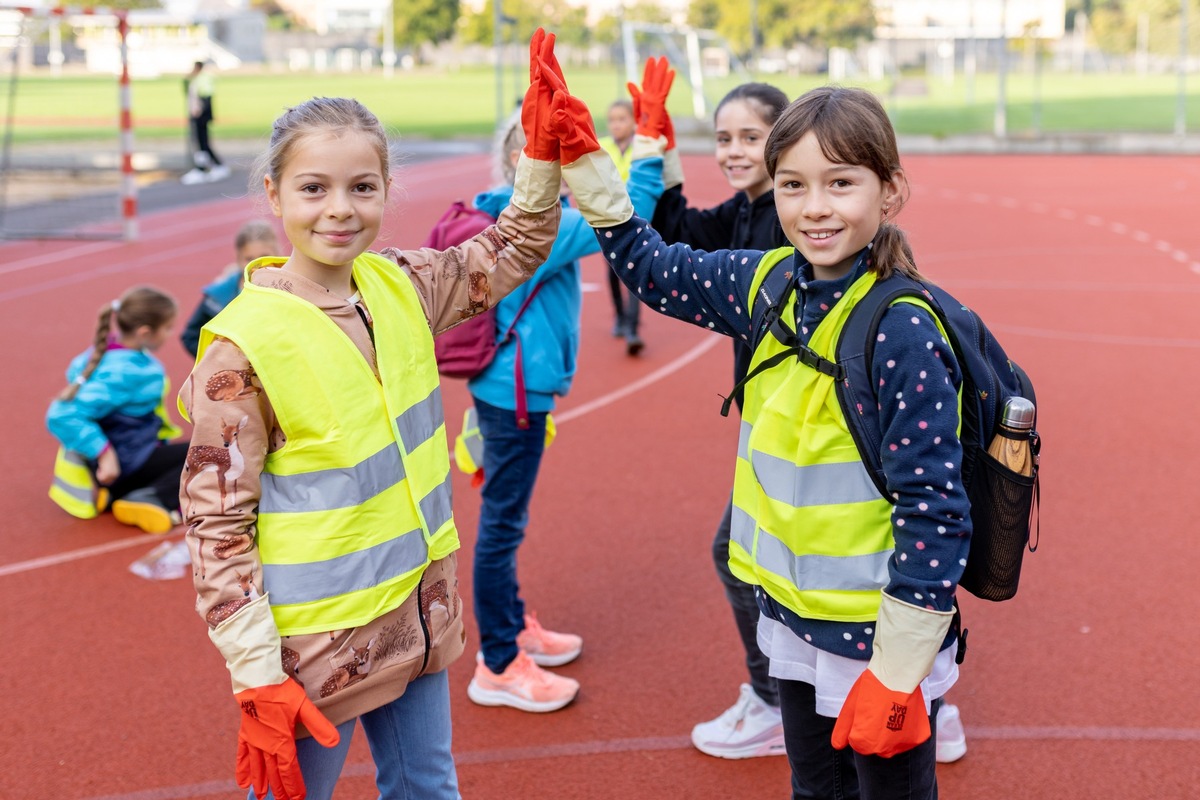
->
[758, 615, 959, 718]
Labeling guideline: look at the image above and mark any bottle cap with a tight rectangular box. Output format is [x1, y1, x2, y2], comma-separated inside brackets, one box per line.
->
[1001, 396, 1036, 429]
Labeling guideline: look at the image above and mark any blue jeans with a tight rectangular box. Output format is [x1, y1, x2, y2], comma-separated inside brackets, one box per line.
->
[472, 396, 548, 675]
[777, 678, 939, 800]
[253, 670, 460, 800]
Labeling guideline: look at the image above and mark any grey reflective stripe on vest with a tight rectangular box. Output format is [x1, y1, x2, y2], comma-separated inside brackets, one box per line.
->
[731, 504, 890, 591]
[419, 468, 453, 533]
[730, 502, 756, 553]
[259, 442, 404, 514]
[51, 476, 92, 502]
[262, 527, 429, 606]
[751, 449, 880, 507]
[738, 420, 751, 462]
[755, 525, 892, 591]
[395, 386, 444, 454]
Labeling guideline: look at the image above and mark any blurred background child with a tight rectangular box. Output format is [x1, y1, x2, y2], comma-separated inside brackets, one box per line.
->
[180, 219, 279, 356]
[597, 98, 644, 355]
[46, 286, 185, 534]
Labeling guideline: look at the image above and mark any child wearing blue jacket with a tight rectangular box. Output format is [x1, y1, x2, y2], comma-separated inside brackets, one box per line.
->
[47, 286, 186, 533]
[180, 220, 278, 356]
[540, 62, 969, 798]
[464, 110, 663, 713]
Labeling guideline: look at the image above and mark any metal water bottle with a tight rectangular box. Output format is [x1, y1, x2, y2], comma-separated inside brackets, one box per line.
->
[987, 396, 1036, 477]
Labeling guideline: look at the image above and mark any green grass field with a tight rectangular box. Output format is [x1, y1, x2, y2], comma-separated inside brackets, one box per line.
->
[6, 66, 1199, 145]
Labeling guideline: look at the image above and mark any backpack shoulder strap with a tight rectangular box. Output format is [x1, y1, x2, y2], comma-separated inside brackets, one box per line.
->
[834, 272, 933, 498]
[721, 251, 845, 417]
[748, 252, 799, 352]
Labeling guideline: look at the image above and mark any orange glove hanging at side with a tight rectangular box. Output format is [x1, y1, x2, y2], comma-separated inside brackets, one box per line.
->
[831, 668, 931, 758]
[234, 677, 341, 800]
[521, 28, 561, 163]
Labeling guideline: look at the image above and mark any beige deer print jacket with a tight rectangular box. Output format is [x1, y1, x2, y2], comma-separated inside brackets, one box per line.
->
[180, 198, 560, 729]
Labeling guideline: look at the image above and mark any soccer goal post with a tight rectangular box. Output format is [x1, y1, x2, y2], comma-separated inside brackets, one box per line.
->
[0, 6, 136, 241]
[620, 21, 751, 119]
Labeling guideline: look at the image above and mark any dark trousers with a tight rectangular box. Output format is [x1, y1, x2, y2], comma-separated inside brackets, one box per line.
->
[713, 496, 779, 706]
[778, 678, 939, 800]
[607, 265, 640, 337]
[190, 105, 222, 168]
[472, 397, 548, 675]
[107, 442, 188, 511]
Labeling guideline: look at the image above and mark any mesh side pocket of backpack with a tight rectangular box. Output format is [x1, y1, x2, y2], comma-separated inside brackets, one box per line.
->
[960, 450, 1036, 602]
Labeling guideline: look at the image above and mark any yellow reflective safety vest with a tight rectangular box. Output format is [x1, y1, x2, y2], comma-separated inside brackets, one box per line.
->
[192, 254, 459, 636]
[49, 388, 179, 519]
[454, 407, 556, 481]
[598, 136, 633, 181]
[729, 248, 955, 623]
[48, 448, 108, 519]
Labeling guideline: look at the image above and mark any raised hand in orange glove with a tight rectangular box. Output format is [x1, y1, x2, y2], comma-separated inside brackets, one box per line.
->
[831, 593, 954, 758]
[521, 28, 561, 163]
[234, 677, 340, 800]
[538, 60, 600, 166]
[627, 56, 675, 146]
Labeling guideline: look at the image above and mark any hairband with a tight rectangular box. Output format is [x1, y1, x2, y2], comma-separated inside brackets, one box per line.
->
[111, 299, 120, 313]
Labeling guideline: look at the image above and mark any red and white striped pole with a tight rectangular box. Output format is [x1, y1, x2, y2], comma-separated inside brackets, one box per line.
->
[117, 10, 135, 241]
[12, 6, 136, 240]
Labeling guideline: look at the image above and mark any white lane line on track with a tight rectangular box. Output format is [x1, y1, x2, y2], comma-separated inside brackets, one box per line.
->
[0, 532, 174, 577]
[0, 156, 488, 278]
[1, 335, 722, 576]
[77, 727, 1200, 799]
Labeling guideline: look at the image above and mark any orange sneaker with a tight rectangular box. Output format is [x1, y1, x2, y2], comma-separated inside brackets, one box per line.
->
[516, 612, 582, 667]
[467, 650, 579, 713]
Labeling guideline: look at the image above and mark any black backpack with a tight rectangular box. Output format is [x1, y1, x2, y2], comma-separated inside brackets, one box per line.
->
[727, 253, 1041, 602]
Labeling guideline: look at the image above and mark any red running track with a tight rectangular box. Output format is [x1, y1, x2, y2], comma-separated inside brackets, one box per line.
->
[2, 152, 1199, 799]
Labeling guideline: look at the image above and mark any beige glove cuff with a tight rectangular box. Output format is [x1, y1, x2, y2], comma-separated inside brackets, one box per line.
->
[562, 150, 635, 228]
[867, 593, 954, 694]
[512, 153, 563, 214]
[208, 592, 287, 694]
[661, 148, 684, 191]
[630, 134, 667, 163]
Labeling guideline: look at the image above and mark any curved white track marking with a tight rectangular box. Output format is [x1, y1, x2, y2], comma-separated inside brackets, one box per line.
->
[554, 334, 723, 425]
[0, 532, 173, 577]
[925, 187, 1199, 281]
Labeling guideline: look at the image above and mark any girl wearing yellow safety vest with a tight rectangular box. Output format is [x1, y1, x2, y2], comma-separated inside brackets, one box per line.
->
[179, 31, 570, 800]
[46, 286, 186, 535]
[541, 65, 969, 800]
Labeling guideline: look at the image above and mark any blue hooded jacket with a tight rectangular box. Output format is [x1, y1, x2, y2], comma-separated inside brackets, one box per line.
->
[46, 347, 172, 475]
[468, 157, 662, 413]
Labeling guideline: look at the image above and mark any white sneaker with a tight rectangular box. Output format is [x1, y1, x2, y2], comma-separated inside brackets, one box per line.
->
[206, 164, 231, 182]
[935, 703, 967, 763]
[691, 684, 786, 759]
[180, 168, 207, 185]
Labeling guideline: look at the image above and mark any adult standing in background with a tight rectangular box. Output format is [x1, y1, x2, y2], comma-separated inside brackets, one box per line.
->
[181, 60, 230, 185]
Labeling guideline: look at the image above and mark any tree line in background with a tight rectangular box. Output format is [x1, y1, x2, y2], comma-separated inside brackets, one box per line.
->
[66, 0, 1200, 59]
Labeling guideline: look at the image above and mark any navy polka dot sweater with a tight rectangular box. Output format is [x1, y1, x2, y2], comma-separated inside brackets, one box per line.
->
[599, 216, 970, 659]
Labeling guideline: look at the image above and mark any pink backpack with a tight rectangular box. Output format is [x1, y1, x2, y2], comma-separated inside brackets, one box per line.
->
[425, 201, 501, 379]
[425, 201, 545, 427]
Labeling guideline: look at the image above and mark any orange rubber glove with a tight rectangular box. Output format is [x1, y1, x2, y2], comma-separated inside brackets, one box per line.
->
[521, 28, 561, 163]
[538, 59, 600, 166]
[831, 668, 931, 758]
[234, 677, 340, 800]
[627, 56, 675, 147]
